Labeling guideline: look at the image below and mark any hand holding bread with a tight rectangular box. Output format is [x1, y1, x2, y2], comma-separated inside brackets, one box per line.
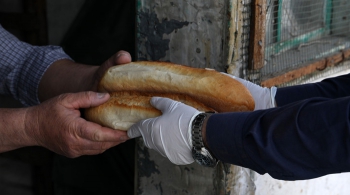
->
[85, 61, 255, 130]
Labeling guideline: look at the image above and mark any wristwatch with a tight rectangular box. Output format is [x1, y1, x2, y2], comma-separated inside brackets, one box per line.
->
[191, 113, 218, 167]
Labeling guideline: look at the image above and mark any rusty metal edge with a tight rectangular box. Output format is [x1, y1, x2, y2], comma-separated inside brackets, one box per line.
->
[248, 0, 266, 70]
[261, 49, 350, 87]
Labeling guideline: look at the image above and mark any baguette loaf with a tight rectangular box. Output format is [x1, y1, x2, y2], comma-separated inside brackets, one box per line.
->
[85, 61, 254, 130]
[85, 91, 215, 130]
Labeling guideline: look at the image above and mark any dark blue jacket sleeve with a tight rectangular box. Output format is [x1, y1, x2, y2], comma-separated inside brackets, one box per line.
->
[276, 73, 350, 106]
[206, 73, 350, 180]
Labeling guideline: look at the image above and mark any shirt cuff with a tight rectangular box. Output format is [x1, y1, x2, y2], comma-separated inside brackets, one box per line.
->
[206, 112, 265, 174]
[18, 46, 72, 106]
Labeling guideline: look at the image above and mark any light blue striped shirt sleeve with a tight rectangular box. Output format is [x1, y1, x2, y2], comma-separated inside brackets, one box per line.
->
[0, 25, 72, 106]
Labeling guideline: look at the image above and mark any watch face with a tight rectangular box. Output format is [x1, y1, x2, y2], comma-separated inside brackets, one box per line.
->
[192, 148, 217, 167]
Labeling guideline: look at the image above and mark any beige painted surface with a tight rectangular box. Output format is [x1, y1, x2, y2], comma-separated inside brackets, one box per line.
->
[255, 173, 350, 195]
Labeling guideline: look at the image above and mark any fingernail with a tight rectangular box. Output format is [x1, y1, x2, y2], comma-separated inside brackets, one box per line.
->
[116, 52, 127, 58]
[97, 93, 107, 99]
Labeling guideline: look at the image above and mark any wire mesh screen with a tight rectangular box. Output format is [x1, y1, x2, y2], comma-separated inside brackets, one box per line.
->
[257, 0, 350, 85]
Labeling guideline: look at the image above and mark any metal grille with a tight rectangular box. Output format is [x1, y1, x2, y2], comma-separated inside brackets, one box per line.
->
[241, 0, 252, 78]
[254, 0, 350, 85]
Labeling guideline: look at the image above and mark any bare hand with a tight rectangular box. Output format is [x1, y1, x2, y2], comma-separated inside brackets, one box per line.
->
[90, 50, 132, 91]
[26, 91, 129, 158]
[38, 50, 132, 101]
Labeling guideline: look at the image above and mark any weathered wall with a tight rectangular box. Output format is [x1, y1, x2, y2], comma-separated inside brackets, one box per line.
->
[136, 0, 249, 74]
[135, 0, 350, 195]
[135, 0, 255, 194]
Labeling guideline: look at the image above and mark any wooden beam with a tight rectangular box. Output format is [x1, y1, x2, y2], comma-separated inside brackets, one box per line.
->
[261, 49, 350, 87]
[248, 0, 267, 70]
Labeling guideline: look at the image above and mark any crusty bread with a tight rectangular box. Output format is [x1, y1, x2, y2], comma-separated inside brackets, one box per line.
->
[85, 91, 215, 130]
[85, 61, 254, 130]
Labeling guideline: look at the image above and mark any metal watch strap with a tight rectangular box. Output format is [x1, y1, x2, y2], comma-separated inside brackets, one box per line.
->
[191, 112, 218, 167]
[192, 113, 207, 150]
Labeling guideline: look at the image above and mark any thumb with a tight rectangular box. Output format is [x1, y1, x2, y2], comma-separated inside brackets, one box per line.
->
[62, 91, 110, 109]
[89, 92, 111, 107]
[102, 51, 132, 68]
[114, 50, 132, 64]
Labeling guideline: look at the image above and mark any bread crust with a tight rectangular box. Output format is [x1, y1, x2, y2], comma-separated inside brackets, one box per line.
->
[85, 91, 215, 130]
[85, 61, 254, 130]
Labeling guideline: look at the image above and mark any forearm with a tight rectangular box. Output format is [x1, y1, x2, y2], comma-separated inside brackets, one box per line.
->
[38, 59, 98, 101]
[206, 97, 350, 180]
[276, 73, 350, 106]
[0, 108, 36, 152]
[38, 51, 132, 102]
[0, 25, 72, 106]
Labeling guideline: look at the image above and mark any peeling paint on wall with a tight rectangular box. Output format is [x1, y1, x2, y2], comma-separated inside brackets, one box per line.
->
[136, 140, 160, 178]
[137, 0, 229, 71]
[138, 11, 189, 60]
[136, 138, 221, 195]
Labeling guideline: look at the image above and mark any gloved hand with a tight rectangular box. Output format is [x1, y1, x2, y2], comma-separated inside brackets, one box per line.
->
[127, 97, 201, 165]
[223, 73, 277, 110]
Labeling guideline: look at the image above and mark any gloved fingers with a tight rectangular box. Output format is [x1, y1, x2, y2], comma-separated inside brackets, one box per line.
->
[127, 125, 142, 138]
[230, 75, 246, 83]
[150, 96, 200, 114]
[220, 72, 248, 85]
[270, 86, 277, 107]
[220, 72, 232, 77]
[150, 97, 179, 112]
[168, 154, 195, 165]
[128, 120, 168, 157]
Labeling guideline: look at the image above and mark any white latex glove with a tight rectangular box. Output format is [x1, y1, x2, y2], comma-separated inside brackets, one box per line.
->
[223, 73, 277, 110]
[127, 97, 201, 165]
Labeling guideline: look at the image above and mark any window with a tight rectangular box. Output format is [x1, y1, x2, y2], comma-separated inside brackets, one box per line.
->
[248, 0, 350, 86]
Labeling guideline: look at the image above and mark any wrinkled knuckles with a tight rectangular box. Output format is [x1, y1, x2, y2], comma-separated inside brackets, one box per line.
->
[93, 131, 102, 142]
[84, 91, 96, 107]
[57, 93, 71, 102]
